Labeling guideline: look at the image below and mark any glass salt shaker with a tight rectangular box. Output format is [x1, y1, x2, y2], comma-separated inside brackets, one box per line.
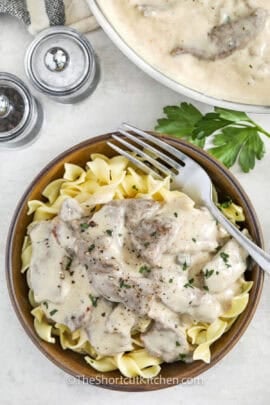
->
[25, 27, 100, 104]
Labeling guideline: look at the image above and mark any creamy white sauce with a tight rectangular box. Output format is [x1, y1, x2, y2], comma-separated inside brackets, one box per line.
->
[28, 195, 248, 362]
[97, 0, 270, 105]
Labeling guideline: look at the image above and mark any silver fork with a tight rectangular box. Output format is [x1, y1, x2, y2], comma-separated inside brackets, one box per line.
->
[107, 123, 270, 275]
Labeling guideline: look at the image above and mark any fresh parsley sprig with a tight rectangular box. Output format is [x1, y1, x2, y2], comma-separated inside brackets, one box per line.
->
[155, 103, 269, 172]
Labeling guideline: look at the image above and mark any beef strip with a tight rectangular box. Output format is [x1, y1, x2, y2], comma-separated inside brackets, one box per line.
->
[171, 8, 268, 61]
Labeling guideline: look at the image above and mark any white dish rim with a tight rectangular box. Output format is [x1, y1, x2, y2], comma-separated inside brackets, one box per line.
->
[89, 0, 270, 114]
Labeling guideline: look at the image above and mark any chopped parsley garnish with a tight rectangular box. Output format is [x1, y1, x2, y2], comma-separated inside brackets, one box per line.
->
[179, 353, 186, 361]
[176, 341, 181, 347]
[204, 269, 214, 279]
[150, 231, 157, 237]
[119, 279, 131, 289]
[43, 301, 48, 309]
[106, 229, 113, 236]
[216, 271, 220, 275]
[139, 265, 151, 274]
[220, 199, 232, 209]
[49, 309, 58, 316]
[203, 286, 209, 291]
[169, 278, 173, 283]
[65, 256, 73, 271]
[88, 244, 95, 253]
[182, 261, 188, 271]
[89, 294, 98, 307]
[132, 184, 139, 191]
[80, 223, 89, 231]
[184, 278, 194, 289]
[192, 237, 197, 243]
[144, 242, 150, 248]
[220, 252, 231, 267]
[220, 252, 229, 261]
[174, 212, 178, 218]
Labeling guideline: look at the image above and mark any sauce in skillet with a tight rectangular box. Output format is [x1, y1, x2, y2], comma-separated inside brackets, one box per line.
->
[97, 0, 270, 105]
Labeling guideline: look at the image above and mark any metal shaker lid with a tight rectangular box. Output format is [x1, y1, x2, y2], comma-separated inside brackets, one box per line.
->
[0, 72, 43, 148]
[25, 27, 96, 98]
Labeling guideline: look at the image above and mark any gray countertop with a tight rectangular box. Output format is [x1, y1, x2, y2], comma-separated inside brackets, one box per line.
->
[1, 15, 270, 405]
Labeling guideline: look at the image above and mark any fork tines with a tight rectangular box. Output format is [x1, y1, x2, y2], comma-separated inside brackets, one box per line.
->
[107, 123, 185, 179]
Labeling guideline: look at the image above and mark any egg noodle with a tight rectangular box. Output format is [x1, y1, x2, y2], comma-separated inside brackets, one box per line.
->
[21, 154, 253, 378]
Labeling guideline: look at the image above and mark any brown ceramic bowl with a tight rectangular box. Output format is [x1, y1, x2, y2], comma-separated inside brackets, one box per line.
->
[6, 133, 264, 391]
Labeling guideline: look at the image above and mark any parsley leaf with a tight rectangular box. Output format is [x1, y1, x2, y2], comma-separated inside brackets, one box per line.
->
[80, 223, 89, 231]
[119, 279, 131, 289]
[88, 244, 95, 253]
[43, 301, 48, 309]
[220, 199, 232, 208]
[182, 261, 188, 271]
[220, 252, 229, 262]
[155, 104, 269, 172]
[89, 294, 98, 307]
[193, 112, 232, 139]
[155, 103, 205, 147]
[65, 256, 73, 271]
[209, 127, 265, 172]
[184, 278, 194, 289]
[220, 252, 231, 268]
[179, 353, 186, 361]
[214, 108, 250, 122]
[139, 265, 151, 274]
[204, 269, 214, 279]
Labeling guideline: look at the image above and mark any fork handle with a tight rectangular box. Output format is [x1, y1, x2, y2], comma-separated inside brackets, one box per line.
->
[208, 203, 270, 275]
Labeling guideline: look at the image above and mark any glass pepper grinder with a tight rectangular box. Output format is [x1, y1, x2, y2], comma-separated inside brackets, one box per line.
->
[0, 73, 43, 149]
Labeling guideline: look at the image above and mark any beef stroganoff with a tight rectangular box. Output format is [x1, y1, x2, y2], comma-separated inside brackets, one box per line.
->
[22, 154, 252, 378]
[97, 0, 270, 105]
